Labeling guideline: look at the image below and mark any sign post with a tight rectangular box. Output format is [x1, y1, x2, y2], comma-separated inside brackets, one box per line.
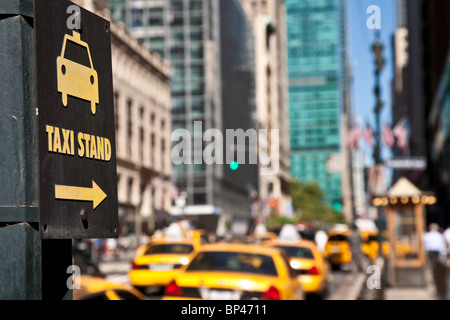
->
[35, 0, 118, 239]
[0, 0, 117, 299]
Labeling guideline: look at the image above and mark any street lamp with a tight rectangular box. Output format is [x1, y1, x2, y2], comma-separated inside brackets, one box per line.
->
[371, 32, 386, 254]
[372, 33, 385, 165]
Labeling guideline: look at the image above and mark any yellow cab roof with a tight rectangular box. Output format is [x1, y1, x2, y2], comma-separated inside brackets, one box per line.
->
[198, 243, 283, 256]
[148, 238, 197, 245]
[270, 239, 317, 249]
[74, 275, 144, 299]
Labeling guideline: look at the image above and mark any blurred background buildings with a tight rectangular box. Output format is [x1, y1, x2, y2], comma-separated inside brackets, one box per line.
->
[72, 0, 450, 236]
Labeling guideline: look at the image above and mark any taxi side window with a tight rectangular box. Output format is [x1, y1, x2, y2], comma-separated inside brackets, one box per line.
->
[280, 252, 297, 279]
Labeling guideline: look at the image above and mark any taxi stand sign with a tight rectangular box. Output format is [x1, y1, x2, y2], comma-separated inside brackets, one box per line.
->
[35, 0, 118, 239]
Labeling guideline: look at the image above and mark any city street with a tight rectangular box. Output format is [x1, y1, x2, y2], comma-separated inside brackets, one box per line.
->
[96, 252, 367, 300]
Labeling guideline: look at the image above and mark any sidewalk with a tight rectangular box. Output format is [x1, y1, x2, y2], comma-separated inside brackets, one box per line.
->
[327, 272, 366, 300]
[383, 267, 439, 300]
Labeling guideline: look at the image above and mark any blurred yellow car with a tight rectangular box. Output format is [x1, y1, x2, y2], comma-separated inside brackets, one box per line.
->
[270, 240, 330, 298]
[324, 229, 352, 270]
[129, 238, 199, 293]
[57, 31, 99, 115]
[162, 243, 304, 300]
[74, 275, 146, 300]
[360, 230, 379, 263]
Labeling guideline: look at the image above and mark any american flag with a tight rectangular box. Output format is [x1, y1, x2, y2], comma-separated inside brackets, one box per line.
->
[347, 126, 363, 149]
[393, 120, 408, 150]
[363, 124, 374, 147]
[152, 177, 165, 193]
[382, 125, 395, 147]
[169, 183, 179, 201]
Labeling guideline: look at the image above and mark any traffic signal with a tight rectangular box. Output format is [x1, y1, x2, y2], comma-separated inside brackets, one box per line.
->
[229, 160, 239, 171]
[332, 200, 342, 211]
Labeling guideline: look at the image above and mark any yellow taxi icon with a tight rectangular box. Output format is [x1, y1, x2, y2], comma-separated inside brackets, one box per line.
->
[57, 31, 99, 115]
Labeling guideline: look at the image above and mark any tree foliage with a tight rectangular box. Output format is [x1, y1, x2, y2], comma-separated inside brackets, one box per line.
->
[290, 180, 345, 225]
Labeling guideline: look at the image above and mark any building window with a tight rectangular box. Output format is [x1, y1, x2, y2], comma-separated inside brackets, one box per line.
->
[190, 1, 202, 11]
[131, 8, 144, 28]
[171, 15, 184, 27]
[190, 44, 203, 60]
[151, 133, 155, 166]
[148, 8, 164, 27]
[193, 193, 206, 205]
[190, 16, 202, 26]
[140, 127, 144, 163]
[127, 99, 133, 157]
[151, 112, 155, 124]
[127, 177, 133, 204]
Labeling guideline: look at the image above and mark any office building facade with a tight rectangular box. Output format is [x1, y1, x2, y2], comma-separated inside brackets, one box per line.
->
[108, 0, 258, 228]
[286, 0, 347, 205]
[239, 0, 292, 217]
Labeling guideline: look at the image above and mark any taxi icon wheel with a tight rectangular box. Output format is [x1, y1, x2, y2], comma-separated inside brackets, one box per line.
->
[62, 93, 68, 107]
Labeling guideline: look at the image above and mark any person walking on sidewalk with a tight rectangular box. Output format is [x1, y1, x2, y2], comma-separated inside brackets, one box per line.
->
[424, 223, 446, 266]
[348, 223, 364, 273]
[424, 223, 447, 290]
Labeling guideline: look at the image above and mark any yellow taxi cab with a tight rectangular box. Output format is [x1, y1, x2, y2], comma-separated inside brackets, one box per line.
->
[380, 230, 390, 257]
[129, 237, 201, 294]
[74, 275, 147, 300]
[162, 243, 304, 300]
[269, 240, 330, 298]
[324, 227, 352, 270]
[360, 230, 379, 263]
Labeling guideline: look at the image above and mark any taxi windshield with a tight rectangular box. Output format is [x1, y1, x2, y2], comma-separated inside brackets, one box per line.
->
[328, 234, 348, 242]
[274, 245, 314, 259]
[64, 40, 91, 68]
[145, 244, 193, 255]
[186, 251, 278, 276]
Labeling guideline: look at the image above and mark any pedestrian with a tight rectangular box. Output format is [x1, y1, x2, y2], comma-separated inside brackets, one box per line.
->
[348, 223, 364, 273]
[443, 224, 450, 258]
[314, 229, 328, 254]
[423, 223, 447, 291]
[423, 223, 446, 267]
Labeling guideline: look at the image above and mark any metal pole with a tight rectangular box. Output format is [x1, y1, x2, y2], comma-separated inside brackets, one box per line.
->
[0, 0, 72, 300]
[371, 31, 385, 254]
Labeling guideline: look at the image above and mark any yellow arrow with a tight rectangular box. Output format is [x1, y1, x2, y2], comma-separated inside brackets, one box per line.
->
[55, 180, 107, 209]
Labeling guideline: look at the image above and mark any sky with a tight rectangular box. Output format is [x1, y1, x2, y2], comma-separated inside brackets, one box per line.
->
[347, 0, 397, 185]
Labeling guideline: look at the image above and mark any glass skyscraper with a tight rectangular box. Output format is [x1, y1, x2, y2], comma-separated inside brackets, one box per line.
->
[108, 0, 257, 219]
[286, 0, 346, 205]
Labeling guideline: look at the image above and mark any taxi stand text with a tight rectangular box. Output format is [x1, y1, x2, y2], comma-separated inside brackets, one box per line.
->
[45, 124, 112, 161]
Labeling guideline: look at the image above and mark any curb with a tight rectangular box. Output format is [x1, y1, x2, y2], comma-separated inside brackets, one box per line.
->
[348, 273, 367, 300]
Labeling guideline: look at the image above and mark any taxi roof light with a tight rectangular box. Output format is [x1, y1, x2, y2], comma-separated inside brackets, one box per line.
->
[261, 285, 280, 300]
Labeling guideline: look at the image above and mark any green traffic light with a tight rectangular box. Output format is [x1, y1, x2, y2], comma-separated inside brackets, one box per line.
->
[230, 161, 239, 171]
[332, 201, 342, 211]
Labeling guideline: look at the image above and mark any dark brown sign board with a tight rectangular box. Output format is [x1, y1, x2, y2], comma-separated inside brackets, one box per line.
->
[34, 0, 118, 238]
